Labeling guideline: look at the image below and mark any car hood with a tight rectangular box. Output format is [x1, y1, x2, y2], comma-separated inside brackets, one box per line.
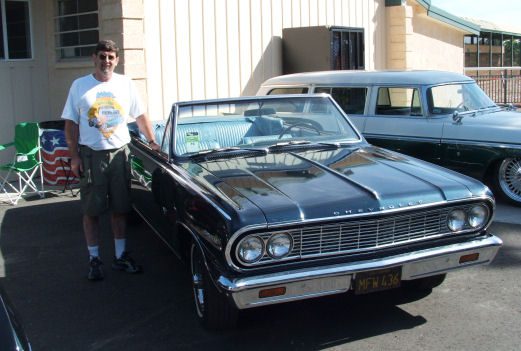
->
[188, 146, 489, 225]
[443, 109, 521, 144]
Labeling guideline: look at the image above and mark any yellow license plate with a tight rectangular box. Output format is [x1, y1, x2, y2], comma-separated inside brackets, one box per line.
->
[354, 267, 402, 295]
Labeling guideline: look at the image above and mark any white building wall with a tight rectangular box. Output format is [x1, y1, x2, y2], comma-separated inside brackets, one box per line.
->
[144, 0, 387, 120]
[0, 0, 51, 164]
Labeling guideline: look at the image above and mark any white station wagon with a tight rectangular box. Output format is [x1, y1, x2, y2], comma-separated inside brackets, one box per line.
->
[258, 70, 521, 206]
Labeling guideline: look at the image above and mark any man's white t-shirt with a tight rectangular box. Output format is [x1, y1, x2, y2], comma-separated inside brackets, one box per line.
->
[61, 73, 145, 150]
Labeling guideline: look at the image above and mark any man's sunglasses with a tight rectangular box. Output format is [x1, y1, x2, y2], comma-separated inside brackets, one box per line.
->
[98, 53, 117, 61]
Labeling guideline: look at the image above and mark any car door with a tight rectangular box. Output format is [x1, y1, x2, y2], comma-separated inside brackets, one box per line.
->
[362, 85, 444, 164]
[129, 119, 180, 250]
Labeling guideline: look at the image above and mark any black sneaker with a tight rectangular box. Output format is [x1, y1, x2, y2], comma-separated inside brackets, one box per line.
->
[112, 252, 143, 273]
[88, 257, 104, 281]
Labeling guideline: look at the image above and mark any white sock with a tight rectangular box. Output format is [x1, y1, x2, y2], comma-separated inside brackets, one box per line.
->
[115, 239, 126, 259]
[88, 245, 99, 260]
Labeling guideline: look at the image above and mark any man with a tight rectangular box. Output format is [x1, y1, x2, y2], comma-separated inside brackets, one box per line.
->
[61, 40, 160, 281]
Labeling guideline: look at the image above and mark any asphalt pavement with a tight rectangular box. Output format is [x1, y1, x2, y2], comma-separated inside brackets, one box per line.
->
[0, 189, 519, 351]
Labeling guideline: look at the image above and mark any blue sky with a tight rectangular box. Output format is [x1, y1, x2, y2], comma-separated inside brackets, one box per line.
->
[431, 0, 521, 28]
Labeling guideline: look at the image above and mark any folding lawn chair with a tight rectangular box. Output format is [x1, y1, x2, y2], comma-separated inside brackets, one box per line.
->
[0, 122, 44, 205]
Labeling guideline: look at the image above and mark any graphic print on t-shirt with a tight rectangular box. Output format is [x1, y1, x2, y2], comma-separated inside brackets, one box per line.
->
[87, 92, 125, 139]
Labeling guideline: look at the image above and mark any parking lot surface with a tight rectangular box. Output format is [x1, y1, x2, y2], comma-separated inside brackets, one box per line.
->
[0, 191, 520, 351]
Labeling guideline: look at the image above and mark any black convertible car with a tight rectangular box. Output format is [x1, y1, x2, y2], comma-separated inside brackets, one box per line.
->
[128, 94, 502, 329]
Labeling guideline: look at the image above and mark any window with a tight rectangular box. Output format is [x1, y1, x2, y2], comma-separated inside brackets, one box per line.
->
[464, 35, 478, 67]
[428, 83, 495, 115]
[315, 87, 367, 114]
[491, 33, 503, 67]
[54, 0, 98, 59]
[376, 87, 422, 116]
[0, 0, 32, 59]
[514, 39, 521, 67]
[331, 28, 365, 70]
[268, 87, 309, 95]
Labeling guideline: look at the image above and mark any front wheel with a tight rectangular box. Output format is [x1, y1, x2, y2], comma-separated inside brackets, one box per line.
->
[190, 243, 238, 330]
[492, 158, 521, 206]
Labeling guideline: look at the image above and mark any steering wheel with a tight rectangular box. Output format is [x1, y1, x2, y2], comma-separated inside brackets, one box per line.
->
[278, 122, 322, 139]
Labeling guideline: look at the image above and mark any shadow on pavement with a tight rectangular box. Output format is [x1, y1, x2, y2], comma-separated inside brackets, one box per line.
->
[0, 196, 429, 351]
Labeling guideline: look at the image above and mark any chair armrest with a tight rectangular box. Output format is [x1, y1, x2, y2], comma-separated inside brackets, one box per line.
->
[22, 146, 40, 156]
[0, 141, 14, 151]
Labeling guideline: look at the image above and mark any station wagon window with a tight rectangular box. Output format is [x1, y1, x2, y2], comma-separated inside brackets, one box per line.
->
[376, 87, 422, 116]
[268, 87, 309, 95]
[0, 0, 32, 59]
[428, 83, 496, 114]
[54, 0, 99, 59]
[315, 87, 367, 114]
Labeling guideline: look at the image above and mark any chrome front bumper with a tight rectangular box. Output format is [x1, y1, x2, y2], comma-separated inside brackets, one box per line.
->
[217, 235, 502, 309]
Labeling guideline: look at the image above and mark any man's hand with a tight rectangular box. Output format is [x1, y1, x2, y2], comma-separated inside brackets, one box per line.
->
[70, 155, 83, 177]
[148, 140, 161, 151]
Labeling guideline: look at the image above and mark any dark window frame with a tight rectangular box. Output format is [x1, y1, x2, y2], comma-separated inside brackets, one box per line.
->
[0, 0, 32, 60]
[464, 32, 521, 70]
[54, 0, 99, 60]
[330, 27, 365, 71]
[375, 87, 422, 117]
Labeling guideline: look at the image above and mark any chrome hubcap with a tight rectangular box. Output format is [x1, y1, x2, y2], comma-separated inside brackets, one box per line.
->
[499, 158, 521, 202]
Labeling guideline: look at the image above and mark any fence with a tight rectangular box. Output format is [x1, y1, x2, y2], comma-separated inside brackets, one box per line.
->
[467, 69, 521, 106]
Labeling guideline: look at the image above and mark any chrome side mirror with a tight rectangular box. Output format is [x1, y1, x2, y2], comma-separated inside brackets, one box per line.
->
[505, 103, 517, 111]
[452, 111, 463, 124]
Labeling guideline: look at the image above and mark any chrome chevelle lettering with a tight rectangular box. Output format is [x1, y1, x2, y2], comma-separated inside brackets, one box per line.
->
[334, 200, 424, 216]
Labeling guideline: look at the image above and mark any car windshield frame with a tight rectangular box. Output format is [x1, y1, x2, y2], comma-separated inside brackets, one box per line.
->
[427, 82, 497, 115]
[170, 94, 362, 158]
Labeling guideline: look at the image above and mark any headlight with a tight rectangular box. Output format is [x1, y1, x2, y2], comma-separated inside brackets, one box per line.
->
[468, 204, 488, 228]
[447, 209, 466, 232]
[267, 233, 293, 259]
[237, 236, 264, 263]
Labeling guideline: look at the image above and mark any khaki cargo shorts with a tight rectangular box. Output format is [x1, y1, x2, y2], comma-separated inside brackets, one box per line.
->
[79, 145, 132, 216]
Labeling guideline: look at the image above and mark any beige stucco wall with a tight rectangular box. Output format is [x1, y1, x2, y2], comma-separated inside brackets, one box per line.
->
[387, 0, 466, 73]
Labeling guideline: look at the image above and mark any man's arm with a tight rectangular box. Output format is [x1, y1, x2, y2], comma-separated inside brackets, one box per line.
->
[64, 120, 82, 177]
[135, 113, 160, 151]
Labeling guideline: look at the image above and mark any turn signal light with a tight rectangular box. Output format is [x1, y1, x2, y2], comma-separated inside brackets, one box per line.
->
[259, 287, 286, 298]
[459, 253, 479, 264]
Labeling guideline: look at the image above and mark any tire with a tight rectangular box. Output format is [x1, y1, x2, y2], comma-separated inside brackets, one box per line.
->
[492, 158, 521, 206]
[190, 243, 238, 330]
[403, 274, 446, 291]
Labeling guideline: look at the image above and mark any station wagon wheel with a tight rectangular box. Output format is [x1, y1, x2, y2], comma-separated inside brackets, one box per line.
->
[190, 242, 238, 330]
[495, 158, 521, 205]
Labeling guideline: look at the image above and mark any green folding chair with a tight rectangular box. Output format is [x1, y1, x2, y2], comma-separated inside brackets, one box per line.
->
[0, 122, 44, 205]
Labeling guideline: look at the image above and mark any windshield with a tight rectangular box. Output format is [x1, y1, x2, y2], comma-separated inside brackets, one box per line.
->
[428, 82, 497, 115]
[173, 95, 360, 156]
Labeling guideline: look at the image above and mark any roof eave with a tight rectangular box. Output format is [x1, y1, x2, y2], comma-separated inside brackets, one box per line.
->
[413, 0, 481, 35]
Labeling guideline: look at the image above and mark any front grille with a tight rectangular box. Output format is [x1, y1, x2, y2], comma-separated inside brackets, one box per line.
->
[241, 204, 487, 266]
